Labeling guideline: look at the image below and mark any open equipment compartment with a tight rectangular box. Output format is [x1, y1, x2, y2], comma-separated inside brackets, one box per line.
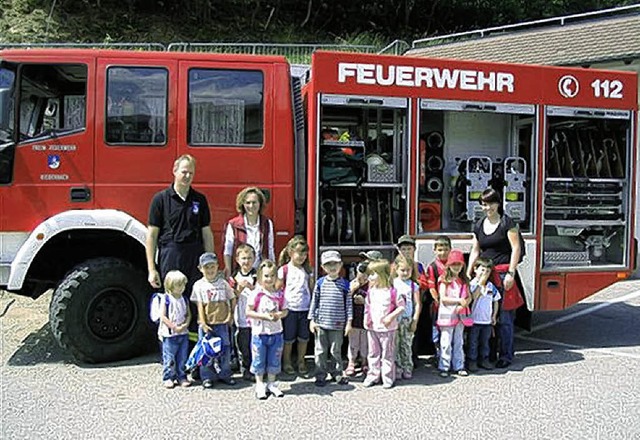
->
[317, 94, 409, 257]
[418, 99, 536, 234]
[542, 106, 632, 270]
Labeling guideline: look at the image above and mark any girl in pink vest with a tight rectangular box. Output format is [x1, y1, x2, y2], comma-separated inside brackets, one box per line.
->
[363, 259, 405, 389]
[437, 249, 471, 377]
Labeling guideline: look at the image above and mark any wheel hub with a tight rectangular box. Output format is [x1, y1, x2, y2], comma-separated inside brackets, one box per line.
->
[86, 288, 137, 341]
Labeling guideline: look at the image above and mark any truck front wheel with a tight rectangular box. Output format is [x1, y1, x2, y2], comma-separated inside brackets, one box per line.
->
[49, 257, 153, 363]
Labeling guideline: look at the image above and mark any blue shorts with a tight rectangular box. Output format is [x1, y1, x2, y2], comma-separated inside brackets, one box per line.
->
[282, 310, 310, 343]
[250, 332, 284, 376]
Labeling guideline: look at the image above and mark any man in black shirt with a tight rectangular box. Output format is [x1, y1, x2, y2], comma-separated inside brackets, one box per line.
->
[146, 154, 214, 292]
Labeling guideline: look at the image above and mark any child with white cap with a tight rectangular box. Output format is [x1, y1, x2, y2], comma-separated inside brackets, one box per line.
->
[308, 250, 353, 387]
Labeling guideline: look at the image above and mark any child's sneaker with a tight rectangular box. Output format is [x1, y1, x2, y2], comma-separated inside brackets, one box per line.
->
[456, 369, 469, 377]
[202, 379, 214, 389]
[266, 382, 284, 397]
[336, 376, 349, 385]
[255, 383, 268, 400]
[382, 382, 394, 389]
[439, 370, 449, 378]
[163, 380, 175, 389]
[179, 379, 191, 388]
[314, 378, 327, 387]
[402, 370, 412, 380]
[362, 379, 376, 388]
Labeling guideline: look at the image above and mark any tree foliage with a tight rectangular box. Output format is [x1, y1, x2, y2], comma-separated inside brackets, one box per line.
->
[0, 0, 636, 44]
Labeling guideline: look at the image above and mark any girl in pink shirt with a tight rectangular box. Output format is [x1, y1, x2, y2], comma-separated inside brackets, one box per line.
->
[363, 259, 405, 389]
[437, 249, 471, 377]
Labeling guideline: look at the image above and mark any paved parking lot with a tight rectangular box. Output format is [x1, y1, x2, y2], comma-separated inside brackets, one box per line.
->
[2, 279, 640, 439]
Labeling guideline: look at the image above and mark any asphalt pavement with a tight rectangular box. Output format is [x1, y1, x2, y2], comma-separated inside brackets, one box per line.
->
[2, 279, 640, 439]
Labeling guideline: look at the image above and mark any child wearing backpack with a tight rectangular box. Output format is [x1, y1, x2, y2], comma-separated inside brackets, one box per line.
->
[156, 270, 191, 389]
[308, 250, 353, 387]
[230, 243, 257, 381]
[276, 235, 312, 376]
[363, 259, 405, 389]
[190, 252, 237, 389]
[345, 250, 383, 377]
[437, 249, 471, 378]
[392, 254, 421, 380]
[425, 236, 452, 365]
[246, 260, 288, 399]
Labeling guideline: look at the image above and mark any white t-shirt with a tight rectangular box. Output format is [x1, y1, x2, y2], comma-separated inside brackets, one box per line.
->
[158, 294, 189, 339]
[278, 263, 311, 311]
[233, 270, 257, 328]
[190, 276, 235, 325]
[470, 280, 501, 325]
[247, 288, 287, 336]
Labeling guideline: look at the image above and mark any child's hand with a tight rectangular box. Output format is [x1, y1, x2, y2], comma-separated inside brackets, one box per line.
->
[491, 316, 497, 326]
[344, 322, 352, 337]
[382, 316, 393, 328]
[353, 294, 365, 305]
[410, 319, 418, 333]
[200, 323, 212, 333]
[309, 320, 317, 334]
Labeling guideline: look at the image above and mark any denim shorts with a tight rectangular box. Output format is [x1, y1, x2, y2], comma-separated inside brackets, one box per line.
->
[282, 310, 310, 343]
[250, 332, 284, 376]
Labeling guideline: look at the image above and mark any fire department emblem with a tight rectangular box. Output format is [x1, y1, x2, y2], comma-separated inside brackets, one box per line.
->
[48, 155, 61, 170]
[192, 201, 200, 215]
[558, 75, 579, 98]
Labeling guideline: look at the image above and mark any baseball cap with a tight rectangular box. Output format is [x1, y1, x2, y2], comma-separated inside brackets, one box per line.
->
[359, 250, 383, 261]
[199, 252, 218, 266]
[321, 250, 342, 265]
[446, 249, 465, 266]
[397, 235, 416, 246]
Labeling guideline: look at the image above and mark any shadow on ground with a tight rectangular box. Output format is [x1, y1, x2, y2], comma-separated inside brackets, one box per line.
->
[5, 297, 638, 372]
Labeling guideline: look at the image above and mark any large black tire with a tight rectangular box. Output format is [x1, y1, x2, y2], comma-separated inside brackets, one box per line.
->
[49, 257, 153, 363]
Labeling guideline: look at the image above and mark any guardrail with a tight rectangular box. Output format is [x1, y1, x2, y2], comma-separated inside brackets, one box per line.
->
[167, 42, 381, 64]
[0, 42, 166, 51]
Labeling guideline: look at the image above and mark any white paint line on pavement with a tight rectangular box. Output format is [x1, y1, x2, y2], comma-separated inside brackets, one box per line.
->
[516, 334, 640, 360]
[530, 288, 640, 333]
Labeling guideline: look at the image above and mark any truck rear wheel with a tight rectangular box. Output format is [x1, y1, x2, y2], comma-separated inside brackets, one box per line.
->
[49, 257, 153, 363]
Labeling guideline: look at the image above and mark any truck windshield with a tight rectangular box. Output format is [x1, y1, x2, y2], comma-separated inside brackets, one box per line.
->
[0, 65, 15, 145]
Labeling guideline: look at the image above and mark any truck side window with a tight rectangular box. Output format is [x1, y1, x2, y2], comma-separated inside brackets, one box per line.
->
[105, 67, 167, 145]
[188, 69, 263, 146]
[16, 64, 87, 141]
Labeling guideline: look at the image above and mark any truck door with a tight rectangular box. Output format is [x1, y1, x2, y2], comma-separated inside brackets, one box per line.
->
[94, 58, 177, 223]
[176, 60, 290, 245]
[0, 58, 95, 232]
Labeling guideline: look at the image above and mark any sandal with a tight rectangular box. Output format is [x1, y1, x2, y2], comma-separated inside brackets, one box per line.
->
[345, 364, 356, 376]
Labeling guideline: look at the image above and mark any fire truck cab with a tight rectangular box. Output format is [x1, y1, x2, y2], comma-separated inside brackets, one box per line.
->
[0, 49, 300, 362]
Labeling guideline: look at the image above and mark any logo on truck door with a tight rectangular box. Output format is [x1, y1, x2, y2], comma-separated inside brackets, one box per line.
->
[558, 75, 579, 98]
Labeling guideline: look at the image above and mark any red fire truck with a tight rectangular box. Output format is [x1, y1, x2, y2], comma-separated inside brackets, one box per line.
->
[0, 48, 636, 362]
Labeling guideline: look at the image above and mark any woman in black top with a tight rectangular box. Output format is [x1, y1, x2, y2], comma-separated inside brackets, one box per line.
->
[467, 188, 523, 369]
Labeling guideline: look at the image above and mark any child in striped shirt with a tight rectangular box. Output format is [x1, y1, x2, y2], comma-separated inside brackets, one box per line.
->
[308, 250, 353, 387]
